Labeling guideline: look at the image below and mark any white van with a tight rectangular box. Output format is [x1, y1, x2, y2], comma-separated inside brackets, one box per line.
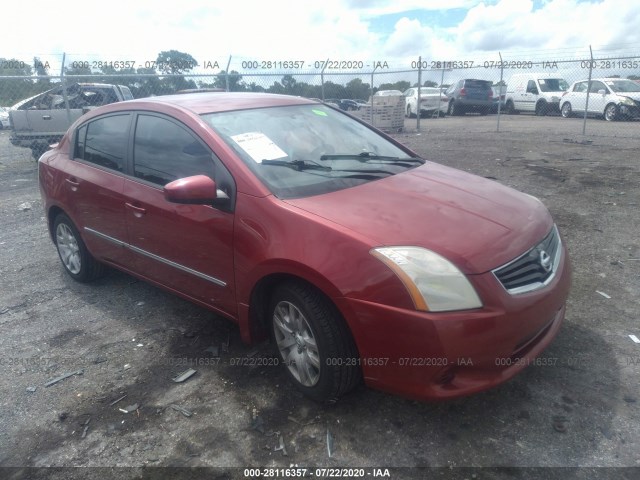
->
[505, 73, 569, 115]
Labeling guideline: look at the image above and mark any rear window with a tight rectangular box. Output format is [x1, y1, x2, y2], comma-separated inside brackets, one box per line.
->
[464, 80, 492, 89]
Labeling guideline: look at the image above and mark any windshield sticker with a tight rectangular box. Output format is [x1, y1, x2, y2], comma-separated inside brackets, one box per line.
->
[230, 132, 287, 163]
[312, 109, 328, 116]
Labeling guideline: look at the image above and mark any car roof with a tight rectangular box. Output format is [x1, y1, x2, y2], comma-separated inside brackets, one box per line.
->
[122, 92, 318, 114]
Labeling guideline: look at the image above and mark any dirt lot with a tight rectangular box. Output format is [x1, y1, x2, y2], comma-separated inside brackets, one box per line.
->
[0, 115, 639, 479]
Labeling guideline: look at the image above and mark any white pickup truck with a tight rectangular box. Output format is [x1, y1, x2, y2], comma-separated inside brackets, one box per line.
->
[9, 83, 133, 159]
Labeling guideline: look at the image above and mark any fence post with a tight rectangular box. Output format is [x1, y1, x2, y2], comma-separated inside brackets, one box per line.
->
[370, 65, 379, 126]
[416, 56, 422, 130]
[582, 45, 593, 136]
[225, 56, 232, 92]
[497, 51, 504, 132]
[60, 53, 72, 124]
[320, 58, 329, 101]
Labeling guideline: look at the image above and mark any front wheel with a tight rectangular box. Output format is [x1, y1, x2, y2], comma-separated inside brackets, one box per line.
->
[561, 102, 572, 118]
[505, 100, 518, 114]
[604, 103, 619, 122]
[270, 282, 361, 403]
[53, 214, 104, 282]
[535, 101, 548, 116]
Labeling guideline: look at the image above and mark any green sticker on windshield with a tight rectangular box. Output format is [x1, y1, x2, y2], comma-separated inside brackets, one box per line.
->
[312, 109, 328, 116]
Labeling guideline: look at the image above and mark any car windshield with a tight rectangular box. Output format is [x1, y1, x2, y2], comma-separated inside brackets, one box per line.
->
[605, 80, 640, 93]
[537, 79, 569, 92]
[202, 104, 421, 199]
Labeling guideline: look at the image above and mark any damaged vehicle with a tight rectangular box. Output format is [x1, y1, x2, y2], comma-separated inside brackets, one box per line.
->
[39, 92, 571, 403]
[10, 83, 133, 159]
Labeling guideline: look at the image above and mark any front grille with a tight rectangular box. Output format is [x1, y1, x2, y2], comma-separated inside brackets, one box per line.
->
[493, 225, 561, 294]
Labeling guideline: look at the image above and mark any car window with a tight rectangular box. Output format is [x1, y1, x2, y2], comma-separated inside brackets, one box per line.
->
[133, 114, 216, 186]
[605, 80, 640, 93]
[537, 79, 568, 92]
[464, 80, 491, 89]
[526, 80, 538, 93]
[573, 82, 588, 93]
[77, 114, 130, 172]
[590, 81, 607, 93]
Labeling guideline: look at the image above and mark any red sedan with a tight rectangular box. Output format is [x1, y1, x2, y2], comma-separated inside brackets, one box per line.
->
[38, 92, 571, 402]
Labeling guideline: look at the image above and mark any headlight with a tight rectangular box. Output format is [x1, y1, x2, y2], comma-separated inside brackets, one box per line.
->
[371, 247, 482, 312]
[619, 96, 635, 106]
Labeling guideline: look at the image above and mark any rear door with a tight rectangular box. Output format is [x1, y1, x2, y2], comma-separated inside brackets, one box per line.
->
[122, 113, 237, 316]
[62, 113, 132, 266]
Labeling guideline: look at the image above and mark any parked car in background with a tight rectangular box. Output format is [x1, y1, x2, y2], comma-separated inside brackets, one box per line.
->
[403, 87, 448, 118]
[0, 107, 10, 130]
[505, 74, 569, 116]
[559, 78, 640, 121]
[445, 79, 493, 115]
[491, 86, 507, 113]
[9, 83, 133, 159]
[373, 89, 403, 97]
[39, 92, 570, 403]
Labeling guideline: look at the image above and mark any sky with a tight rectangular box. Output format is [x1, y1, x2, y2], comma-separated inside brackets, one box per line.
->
[3, 0, 640, 82]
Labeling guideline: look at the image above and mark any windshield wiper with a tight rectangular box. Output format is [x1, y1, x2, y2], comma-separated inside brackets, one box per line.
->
[320, 152, 424, 164]
[261, 159, 332, 171]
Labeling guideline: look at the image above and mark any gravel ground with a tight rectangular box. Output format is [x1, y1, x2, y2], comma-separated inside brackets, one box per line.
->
[0, 114, 639, 479]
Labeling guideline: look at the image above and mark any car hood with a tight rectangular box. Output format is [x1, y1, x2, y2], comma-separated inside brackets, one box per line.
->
[619, 93, 640, 102]
[284, 162, 553, 274]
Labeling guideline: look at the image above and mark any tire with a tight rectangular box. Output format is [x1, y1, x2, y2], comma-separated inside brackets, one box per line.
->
[270, 282, 361, 403]
[505, 100, 518, 114]
[449, 101, 463, 116]
[479, 107, 489, 116]
[535, 101, 548, 116]
[53, 213, 104, 282]
[560, 102, 572, 118]
[604, 103, 619, 122]
[406, 105, 415, 118]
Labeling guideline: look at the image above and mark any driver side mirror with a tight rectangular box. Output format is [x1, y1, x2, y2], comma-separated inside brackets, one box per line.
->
[597, 89, 607, 95]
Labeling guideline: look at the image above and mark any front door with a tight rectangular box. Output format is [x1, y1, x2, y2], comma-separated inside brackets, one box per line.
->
[123, 113, 237, 316]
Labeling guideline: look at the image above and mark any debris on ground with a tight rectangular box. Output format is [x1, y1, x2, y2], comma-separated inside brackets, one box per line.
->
[109, 394, 127, 406]
[173, 368, 197, 383]
[119, 403, 140, 414]
[81, 416, 91, 438]
[92, 357, 108, 364]
[595, 291, 611, 299]
[629, 335, 640, 344]
[274, 435, 288, 456]
[18, 202, 32, 211]
[26, 386, 37, 393]
[552, 415, 568, 433]
[251, 407, 265, 434]
[204, 345, 220, 357]
[58, 412, 68, 421]
[326, 428, 334, 457]
[0, 307, 9, 315]
[123, 364, 131, 371]
[44, 369, 84, 387]
[170, 404, 194, 418]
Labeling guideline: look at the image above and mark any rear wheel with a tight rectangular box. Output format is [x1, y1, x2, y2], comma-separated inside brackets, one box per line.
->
[604, 103, 619, 122]
[406, 105, 416, 118]
[449, 101, 463, 116]
[270, 282, 361, 403]
[561, 102, 572, 118]
[53, 214, 104, 282]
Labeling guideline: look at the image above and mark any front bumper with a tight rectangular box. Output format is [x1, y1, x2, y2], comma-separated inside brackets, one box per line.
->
[619, 104, 640, 119]
[336, 242, 571, 401]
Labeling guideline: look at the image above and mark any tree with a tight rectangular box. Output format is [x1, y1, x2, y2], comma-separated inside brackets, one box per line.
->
[344, 78, 371, 100]
[422, 80, 438, 87]
[155, 50, 197, 75]
[211, 70, 245, 91]
[377, 80, 410, 92]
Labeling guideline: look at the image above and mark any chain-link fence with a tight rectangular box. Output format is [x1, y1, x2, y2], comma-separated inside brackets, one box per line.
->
[1, 49, 639, 138]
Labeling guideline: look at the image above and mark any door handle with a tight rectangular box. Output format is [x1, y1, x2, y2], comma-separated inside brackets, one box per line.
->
[42, 115, 52, 120]
[125, 202, 147, 217]
[65, 177, 80, 191]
